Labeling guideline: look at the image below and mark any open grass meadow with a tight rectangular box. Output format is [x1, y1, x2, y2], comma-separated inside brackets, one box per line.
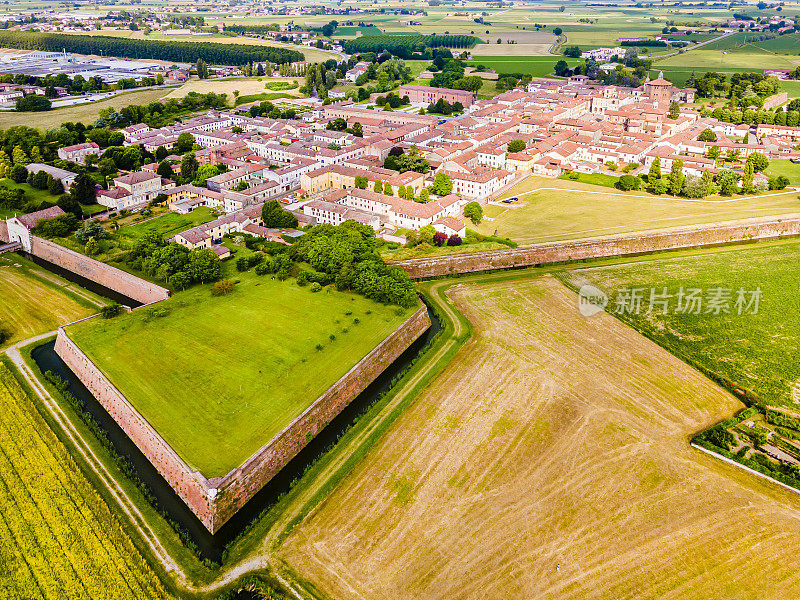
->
[764, 159, 800, 185]
[0, 254, 104, 349]
[0, 362, 173, 599]
[475, 177, 800, 245]
[561, 239, 800, 407]
[115, 207, 215, 243]
[66, 272, 415, 478]
[0, 179, 61, 207]
[280, 272, 800, 599]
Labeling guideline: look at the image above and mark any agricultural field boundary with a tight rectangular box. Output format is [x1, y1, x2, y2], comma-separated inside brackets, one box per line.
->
[692, 443, 800, 497]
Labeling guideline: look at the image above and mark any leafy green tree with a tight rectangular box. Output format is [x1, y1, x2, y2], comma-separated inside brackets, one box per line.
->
[507, 140, 526, 153]
[707, 145, 721, 161]
[432, 172, 453, 196]
[373, 180, 383, 194]
[84, 237, 99, 256]
[354, 176, 368, 189]
[648, 157, 661, 182]
[174, 132, 195, 154]
[746, 152, 769, 172]
[69, 172, 97, 205]
[262, 199, 298, 228]
[11, 145, 29, 166]
[717, 169, 740, 195]
[463, 201, 483, 224]
[196, 58, 209, 79]
[180, 152, 199, 180]
[193, 164, 219, 186]
[668, 160, 684, 195]
[698, 129, 716, 142]
[668, 101, 679, 119]
[617, 174, 641, 191]
[701, 169, 715, 196]
[0, 150, 11, 178]
[651, 178, 669, 195]
[383, 184, 393, 196]
[10, 164, 27, 183]
[418, 188, 430, 203]
[157, 160, 174, 180]
[15, 94, 51, 111]
[742, 161, 754, 193]
[75, 219, 107, 243]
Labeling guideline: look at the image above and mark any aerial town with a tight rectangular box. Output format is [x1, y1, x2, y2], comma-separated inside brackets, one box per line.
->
[2, 1, 800, 600]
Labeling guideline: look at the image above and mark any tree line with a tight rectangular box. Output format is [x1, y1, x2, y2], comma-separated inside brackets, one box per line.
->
[0, 31, 304, 65]
[343, 34, 479, 59]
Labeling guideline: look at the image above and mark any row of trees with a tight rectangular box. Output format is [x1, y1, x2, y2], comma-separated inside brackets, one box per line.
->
[343, 34, 479, 60]
[700, 100, 800, 127]
[94, 92, 228, 129]
[689, 71, 781, 101]
[618, 153, 789, 198]
[0, 31, 304, 65]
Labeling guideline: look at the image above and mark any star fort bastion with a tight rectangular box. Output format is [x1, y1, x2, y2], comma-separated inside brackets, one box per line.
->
[54, 302, 430, 534]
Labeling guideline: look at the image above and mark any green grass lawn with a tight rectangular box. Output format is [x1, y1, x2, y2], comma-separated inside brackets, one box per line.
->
[559, 238, 800, 407]
[0, 178, 60, 207]
[558, 172, 619, 188]
[115, 207, 215, 243]
[476, 178, 800, 245]
[81, 203, 108, 217]
[764, 160, 800, 185]
[66, 272, 415, 477]
[0, 254, 104, 348]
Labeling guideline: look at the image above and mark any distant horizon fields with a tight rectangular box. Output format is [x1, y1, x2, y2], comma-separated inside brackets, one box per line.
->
[66, 272, 414, 478]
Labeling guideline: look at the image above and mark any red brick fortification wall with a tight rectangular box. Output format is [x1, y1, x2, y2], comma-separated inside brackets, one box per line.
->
[393, 215, 800, 279]
[30, 236, 169, 305]
[210, 304, 431, 531]
[56, 304, 431, 533]
[0, 221, 8, 243]
[54, 329, 216, 529]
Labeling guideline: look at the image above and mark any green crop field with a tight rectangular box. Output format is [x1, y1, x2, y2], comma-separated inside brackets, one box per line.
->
[475, 177, 800, 245]
[469, 58, 579, 77]
[0, 254, 104, 349]
[0, 363, 173, 600]
[66, 272, 415, 477]
[561, 239, 800, 407]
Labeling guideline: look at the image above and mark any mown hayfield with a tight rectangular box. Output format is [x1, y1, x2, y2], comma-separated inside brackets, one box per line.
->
[655, 47, 799, 71]
[0, 363, 173, 600]
[163, 77, 302, 101]
[281, 273, 800, 599]
[66, 272, 415, 478]
[474, 177, 800, 244]
[561, 239, 800, 407]
[0, 87, 173, 130]
[0, 254, 103, 349]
